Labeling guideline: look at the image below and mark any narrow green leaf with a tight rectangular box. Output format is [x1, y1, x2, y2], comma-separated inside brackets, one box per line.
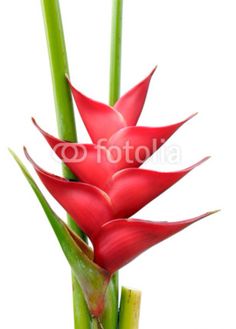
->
[10, 149, 110, 317]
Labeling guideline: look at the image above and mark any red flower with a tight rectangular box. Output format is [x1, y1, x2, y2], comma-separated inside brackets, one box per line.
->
[24, 68, 217, 275]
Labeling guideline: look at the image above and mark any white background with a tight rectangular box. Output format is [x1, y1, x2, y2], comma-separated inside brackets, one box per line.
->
[0, 1, 235, 328]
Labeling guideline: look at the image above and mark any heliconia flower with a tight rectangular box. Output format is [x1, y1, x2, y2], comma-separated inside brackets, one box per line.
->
[13, 68, 218, 317]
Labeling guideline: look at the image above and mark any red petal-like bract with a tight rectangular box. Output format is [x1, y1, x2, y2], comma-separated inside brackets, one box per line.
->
[104, 158, 209, 218]
[93, 212, 216, 273]
[68, 80, 126, 143]
[33, 113, 197, 188]
[24, 148, 113, 240]
[32, 119, 117, 188]
[107, 113, 197, 169]
[114, 67, 156, 125]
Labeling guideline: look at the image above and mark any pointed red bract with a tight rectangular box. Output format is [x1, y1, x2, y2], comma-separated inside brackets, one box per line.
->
[93, 212, 215, 273]
[104, 157, 209, 218]
[107, 113, 197, 169]
[32, 119, 118, 188]
[24, 148, 113, 240]
[33, 116, 198, 188]
[68, 80, 126, 143]
[114, 67, 156, 126]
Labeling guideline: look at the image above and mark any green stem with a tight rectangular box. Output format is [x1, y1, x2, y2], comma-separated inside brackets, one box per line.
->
[101, 0, 124, 328]
[91, 318, 104, 329]
[118, 287, 141, 329]
[41, 0, 90, 328]
[109, 0, 123, 106]
[72, 276, 91, 329]
[100, 278, 118, 329]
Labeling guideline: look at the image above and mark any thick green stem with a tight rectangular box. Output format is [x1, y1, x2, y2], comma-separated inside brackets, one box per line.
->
[41, 1, 90, 328]
[109, 0, 123, 106]
[118, 287, 141, 329]
[91, 318, 104, 329]
[101, 0, 124, 328]
[72, 276, 91, 329]
[100, 278, 118, 329]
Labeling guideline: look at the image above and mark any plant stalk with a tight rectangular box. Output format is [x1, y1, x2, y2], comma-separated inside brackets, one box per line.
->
[100, 278, 118, 329]
[118, 287, 141, 329]
[101, 0, 124, 328]
[91, 318, 104, 329]
[41, 1, 90, 328]
[109, 0, 123, 106]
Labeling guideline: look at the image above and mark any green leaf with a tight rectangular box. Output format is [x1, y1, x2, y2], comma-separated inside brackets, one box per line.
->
[9, 149, 110, 317]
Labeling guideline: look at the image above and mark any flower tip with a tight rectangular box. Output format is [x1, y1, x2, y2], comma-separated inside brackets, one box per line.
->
[208, 209, 221, 216]
[23, 147, 40, 172]
[203, 155, 211, 162]
[185, 112, 198, 122]
[31, 117, 40, 130]
[31, 117, 36, 124]
[182, 156, 211, 174]
[23, 146, 28, 157]
[31, 118, 53, 141]
[195, 209, 221, 223]
[32, 117, 42, 132]
[23, 147, 34, 166]
[151, 65, 158, 75]
[193, 156, 211, 168]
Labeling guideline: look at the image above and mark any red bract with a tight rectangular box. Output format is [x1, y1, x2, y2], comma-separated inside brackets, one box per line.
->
[93, 213, 216, 273]
[25, 68, 217, 275]
[24, 148, 113, 240]
[113, 67, 157, 126]
[32, 113, 197, 189]
[67, 68, 156, 142]
[103, 159, 209, 218]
